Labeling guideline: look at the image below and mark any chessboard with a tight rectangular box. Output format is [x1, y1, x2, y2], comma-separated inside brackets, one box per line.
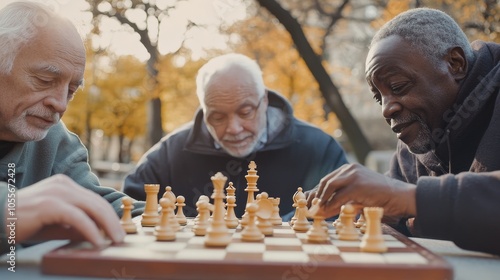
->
[41, 218, 453, 280]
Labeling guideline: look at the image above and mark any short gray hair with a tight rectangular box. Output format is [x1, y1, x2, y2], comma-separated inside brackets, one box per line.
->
[195, 53, 265, 109]
[370, 8, 474, 67]
[0, 1, 58, 74]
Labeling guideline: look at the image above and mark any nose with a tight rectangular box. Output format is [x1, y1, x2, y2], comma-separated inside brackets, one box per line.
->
[382, 96, 402, 124]
[43, 87, 68, 115]
[225, 115, 244, 134]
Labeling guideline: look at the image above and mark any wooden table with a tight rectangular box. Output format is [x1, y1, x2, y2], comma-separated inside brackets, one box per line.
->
[1, 237, 499, 280]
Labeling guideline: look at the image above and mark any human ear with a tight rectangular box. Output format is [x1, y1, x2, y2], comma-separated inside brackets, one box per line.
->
[447, 47, 467, 81]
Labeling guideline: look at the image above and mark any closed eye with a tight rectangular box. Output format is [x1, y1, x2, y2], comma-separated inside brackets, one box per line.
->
[390, 82, 408, 95]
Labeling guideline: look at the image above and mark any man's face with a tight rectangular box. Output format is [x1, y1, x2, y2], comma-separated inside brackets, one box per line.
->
[365, 35, 461, 154]
[0, 20, 85, 142]
[203, 68, 268, 158]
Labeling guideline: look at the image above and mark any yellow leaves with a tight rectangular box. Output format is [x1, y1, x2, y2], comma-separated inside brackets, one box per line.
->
[62, 53, 148, 141]
[372, 0, 499, 43]
[371, 0, 410, 29]
[156, 54, 206, 132]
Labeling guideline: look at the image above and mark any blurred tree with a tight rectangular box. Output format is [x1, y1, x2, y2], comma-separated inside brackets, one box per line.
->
[84, 0, 198, 148]
[92, 55, 149, 162]
[255, 0, 373, 163]
[64, 53, 149, 163]
[156, 51, 208, 133]
[225, 15, 340, 135]
[63, 38, 107, 160]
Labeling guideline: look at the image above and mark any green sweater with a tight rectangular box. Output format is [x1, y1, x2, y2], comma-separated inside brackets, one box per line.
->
[0, 122, 144, 254]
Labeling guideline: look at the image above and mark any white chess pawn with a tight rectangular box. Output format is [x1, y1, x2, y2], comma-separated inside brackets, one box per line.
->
[155, 198, 176, 241]
[120, 197, 137, 234]
[306, 198, 329, 242]
[225, 195, 239, 229]
[194, 195, 210, 224]
[193, 199, 210, 236]
[338, 204, 359, 241]
[175, 195, 187, 226]
[241, 203, 264, 242]
[355, 213, 365, 228]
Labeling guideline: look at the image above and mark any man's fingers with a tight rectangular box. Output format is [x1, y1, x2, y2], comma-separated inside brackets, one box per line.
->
[49, 177, 126, 243]
[27, 225, 87, 242]
[41, 182, 126, 245]
[44, 203, 108, 248]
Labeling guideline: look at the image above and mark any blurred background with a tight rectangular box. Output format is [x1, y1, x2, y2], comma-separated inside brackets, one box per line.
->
[3, 0, 498, 189]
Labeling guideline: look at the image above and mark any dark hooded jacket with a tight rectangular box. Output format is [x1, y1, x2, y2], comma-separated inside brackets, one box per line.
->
[123, 90, 348, 217]
[388, 41, 500, 255]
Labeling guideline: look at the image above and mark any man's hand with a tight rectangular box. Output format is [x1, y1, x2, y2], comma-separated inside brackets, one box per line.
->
[11, 174, 126, 247]
[310, 163, 417, 219]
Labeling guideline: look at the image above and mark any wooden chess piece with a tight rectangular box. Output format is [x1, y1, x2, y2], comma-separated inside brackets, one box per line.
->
[306, 198, 329, 242]
[194, 195, 210, 224]
[205, 172, 231, 247]
[290, 187, 305, 226]
[338, 204, 360, 241]
[240, 203, 264, 242]
[292, 198, 310, 232]
[256, 192, 273, 236]
[225, 195, 239, 229]
[241, 161, 259, 227]
[360, 207, 387, 253]
[193, 198, 210, 236]
[154, 198, 176, 241]
[120, 197, 137, 234]
[141, 184, 160, 227]
[270, 197, 282, 226]
[226, 182, 236, 197]
[162, 186, 176, 202]
[175, 195, 187, 226]
[355, 213, 365, 228]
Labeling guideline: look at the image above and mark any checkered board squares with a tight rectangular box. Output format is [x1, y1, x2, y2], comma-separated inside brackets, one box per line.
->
[42, 219, 453, 280]
[128, 223, 413, 265]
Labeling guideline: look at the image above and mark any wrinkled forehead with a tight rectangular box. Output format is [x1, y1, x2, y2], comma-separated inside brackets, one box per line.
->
[365, 35, 413, 79]
[205, 66, 260, 101]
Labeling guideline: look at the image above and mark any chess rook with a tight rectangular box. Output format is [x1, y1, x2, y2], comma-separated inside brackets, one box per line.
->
[142, 184, 160, 227]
